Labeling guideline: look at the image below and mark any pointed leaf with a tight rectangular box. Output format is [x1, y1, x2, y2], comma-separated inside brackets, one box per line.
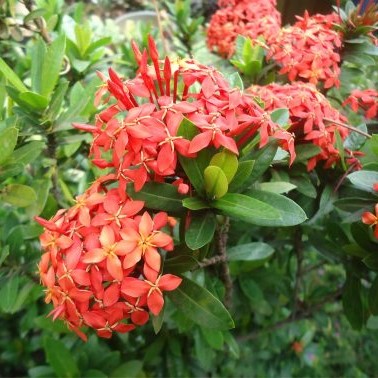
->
[167, 276, 234, 330]
[0, 57, 28, 92]
[228, 160, 255, 192]
[348, 170, 378, 193]
[204, 166, 228, 199]
[0, 127, 18, 164]
[185, 211, 216, 250]
[182, 197, 210, 210]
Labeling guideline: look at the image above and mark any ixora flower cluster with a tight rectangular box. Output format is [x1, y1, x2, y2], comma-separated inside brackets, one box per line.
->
[36, 37, 295, 340]
[344, 89, 378, 119]
[267, 12, 343, 89]
[207, 0, 281, 58]
[247, 82, 359, 170]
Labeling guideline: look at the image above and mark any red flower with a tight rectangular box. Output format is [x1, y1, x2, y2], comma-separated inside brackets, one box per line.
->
[207, 0, 281, 58]
[362, 204, 378, 239]
[343, 89, 378, 119]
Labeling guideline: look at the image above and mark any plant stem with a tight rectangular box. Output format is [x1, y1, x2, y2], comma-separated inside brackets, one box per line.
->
[291, 227, 304, 320]
[324, 117, 371, 138]
[152, 0, 169, 55]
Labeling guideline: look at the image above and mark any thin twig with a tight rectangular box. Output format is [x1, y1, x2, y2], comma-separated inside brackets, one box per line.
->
[216, 217, 233, 309]
[197, 254, 227, 268]
[152, 0, 169, 55]
[324, 117, 371, 138]
[23, 0, 51, 43]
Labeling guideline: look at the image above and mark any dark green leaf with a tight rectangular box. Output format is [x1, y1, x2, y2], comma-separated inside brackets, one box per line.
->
[342, 273, 364, 330]
[182, 197, 210, 210]
[212, 193, 281, 225]
[227, 242, 274, 262]
[201, 328, 224, 350]
[127, 182, 185, 213]
[164, 255, 199, 274]
[167, 276, 234, 330]
[0, 275, 19, 313]
[185, 212, 216, 250]
[368, 275, 378, 315]
[228, 160, 255, 192]
[294, 144, 322, 162]
[110, 361, 143, 378]
[244, 190, 307, 226]
[257, 181, 297, 194]
[43, 337, 80, 378]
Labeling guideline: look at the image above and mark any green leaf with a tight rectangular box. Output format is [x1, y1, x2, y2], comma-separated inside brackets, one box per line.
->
[209, 150, 238, 183]
[12, 141, 45, 165]
[43, 337, 80, 378]
[227, 242, 274, 263]
[0, 127, 18, 164]
[362, 254, 378, 271]
[31, 39, 46, 94]
[368, 275, 378, 315]
[110, 361, 144, 378]
[177, 118, 212, 195]
[167, 276, 234, 330]
[0, 275, 19, 313]
[242, 142, 278, 184]
[348, 170, 378, 193]
[127, 182, 185, 213]
[343, 273, 364, 330]
[228, 160, 255, 192]
[294, 144, 322, 162]
[245, 190, 307, 226]
[291, 176, 317, 198]
[152, 307, 164, 334]
[41, 35, 66, 98]
[224, 72, 244, 91]
[224, 332, 240, 358]
[19, 91, 49, 110]
[185, 212, 216, 250]
[212, 193, 281, 226]
[270, 108, 289, 127]
[164, 255, 199, 274]
[45, 80, 69, 122]
[204, 165, 229, 199]
[335, 129, 346, 171]
[0, 57, 28, 92]
[258, 181, 297, 194]
[182, 197, 210, 210]
[201, 329, 224, 350]
[24, 8, 47, 23]
[2, 184, 37, 207]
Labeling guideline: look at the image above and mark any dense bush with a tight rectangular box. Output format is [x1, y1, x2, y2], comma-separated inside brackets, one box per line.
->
[0, 0, 378, 377]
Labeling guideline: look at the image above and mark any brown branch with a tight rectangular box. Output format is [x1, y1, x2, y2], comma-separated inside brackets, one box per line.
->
[237, 287, 343, 342]
[23, 0, 52, 43]
[216, 217, 233, 309]
[324, 117, 371, 138]
[197, 254, 227, 268]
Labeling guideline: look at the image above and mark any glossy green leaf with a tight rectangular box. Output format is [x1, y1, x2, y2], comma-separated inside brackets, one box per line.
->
[128, 182, 185, 213]
[245, 190, 307, 226]
[294, 144, 322, 162]
[185, 211, 216, 250]
[270, 108, 289, 127]
[228, 160, 255, 192]
[242, 142, 278, 184]
[164, 255, 199, 274]
[0, 57, 28, 92]
[167, 276, 234, 330]
[2, 184, 37, 207]
[201, 328, 224, 350]
[209, 150, 238, 183]
[43, 337, 80, 378]
[41, 35, 66, 98]
[227, 242, 274, 262]
[204, 165, 229, 199]
[0, 127, 18, 164]
[348, 170, 378, 193]
[182, 197, 210, 210]
[258, 181, 297, 194]
[212, 193, 281, 225]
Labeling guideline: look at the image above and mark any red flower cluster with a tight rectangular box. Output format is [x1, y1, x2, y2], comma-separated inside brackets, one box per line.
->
[36, 176, 180, 341]
[36, 37, 295, 339]
[267, 11, 342, 88]
[343, 89, 378, 119]
[247, 82, 359, 170]
[207, 0, 281, 58]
